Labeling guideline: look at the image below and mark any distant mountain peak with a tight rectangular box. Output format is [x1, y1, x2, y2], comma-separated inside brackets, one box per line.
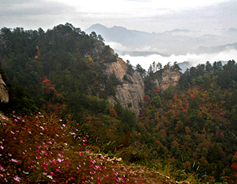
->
[86, 23, 108, 31]
[228, 28, 237, 33]
[111, 25, 126, 29]
[164, 29, 191, 34]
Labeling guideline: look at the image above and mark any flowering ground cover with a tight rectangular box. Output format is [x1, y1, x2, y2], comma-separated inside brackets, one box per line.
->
[0, 111, 172, 183]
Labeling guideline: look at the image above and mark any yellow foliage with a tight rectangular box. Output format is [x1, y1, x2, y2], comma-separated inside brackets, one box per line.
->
[35, 45, 39, 59]
[88, 57, 94, 64]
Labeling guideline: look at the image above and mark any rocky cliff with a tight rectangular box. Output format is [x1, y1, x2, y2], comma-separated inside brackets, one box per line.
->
[0, 74, 9, 103]
[89, 41, 145, 117]
[153, 68, 181, 90]
[104, 57, 144, 117]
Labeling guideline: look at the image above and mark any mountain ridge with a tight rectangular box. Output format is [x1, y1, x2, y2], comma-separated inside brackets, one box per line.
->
[85, 23, 237, 56]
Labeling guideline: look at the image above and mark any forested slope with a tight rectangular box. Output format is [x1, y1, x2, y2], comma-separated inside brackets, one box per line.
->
[1, 23, 237, 183]
[138, 61, 237, 183]
[0, 23, 146, 166]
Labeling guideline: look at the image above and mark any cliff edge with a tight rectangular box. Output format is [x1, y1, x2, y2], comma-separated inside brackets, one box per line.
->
[104, 57, 145, 117]
[0, 74, 9, 103]
[153, 68, 181, 90]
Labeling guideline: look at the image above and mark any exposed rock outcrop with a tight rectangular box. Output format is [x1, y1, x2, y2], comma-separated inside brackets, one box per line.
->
[153, 68, 181, 90]
[104, 57, 145, 117]
[88, 41, 145, 117]
[0, 74, 9, 103]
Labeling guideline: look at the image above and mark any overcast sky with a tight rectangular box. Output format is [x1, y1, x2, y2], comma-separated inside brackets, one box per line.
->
[1, 0, 237, 34]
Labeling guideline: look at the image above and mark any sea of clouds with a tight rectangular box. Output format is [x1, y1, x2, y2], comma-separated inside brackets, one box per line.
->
[119, 49, 237, 71]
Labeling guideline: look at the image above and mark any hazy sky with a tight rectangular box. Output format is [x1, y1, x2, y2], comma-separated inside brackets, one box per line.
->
[1, 0, 237, 34]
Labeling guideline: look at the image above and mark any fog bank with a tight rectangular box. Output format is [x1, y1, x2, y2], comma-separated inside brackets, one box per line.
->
[119, 49, 237, 71]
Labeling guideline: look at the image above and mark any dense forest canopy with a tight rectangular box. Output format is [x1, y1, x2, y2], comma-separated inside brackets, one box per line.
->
[1, 23, 237, 183]
[138, 59, 237, 183]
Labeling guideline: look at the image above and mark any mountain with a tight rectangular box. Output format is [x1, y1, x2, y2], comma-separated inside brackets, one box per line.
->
[177, 61, 192, 72]
[197, 42, 237, 53]
[0, 24, 145, 117]
[0, 74, 9, 103]
[85, 24, 152, 46]
[85, 24, 194, 55]
[141, 60, 237, 183]
[85, 24, 237, 56]
[228, 28, 237, 34]
[2, 23, 237, 183]
[164, 29, 191, 34]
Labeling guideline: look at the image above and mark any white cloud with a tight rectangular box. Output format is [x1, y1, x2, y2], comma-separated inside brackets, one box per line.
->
[120, 49, 237, 70]
[105, 42, 130, 51]
[45, 0, 227, 19]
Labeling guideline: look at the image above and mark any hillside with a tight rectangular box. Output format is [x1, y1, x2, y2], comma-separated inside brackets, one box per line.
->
[138, 60, 237, 183]
[0, 23, 144, 117]
[0, 111, 182, 183]
[1, 23, 237, 183]
[84, 24, 237, 56]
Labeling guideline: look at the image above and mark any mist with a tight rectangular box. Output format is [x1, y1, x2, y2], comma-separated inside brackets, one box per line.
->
[118, 49, 237, 71]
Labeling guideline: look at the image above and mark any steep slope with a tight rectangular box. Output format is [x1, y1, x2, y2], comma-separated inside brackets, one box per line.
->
[0, 74, 9, 103]
[88, 40, 145, 117]
[153, 68, 181, 90]
[104, 57, 144, 117]
[0, 24, 145, 117]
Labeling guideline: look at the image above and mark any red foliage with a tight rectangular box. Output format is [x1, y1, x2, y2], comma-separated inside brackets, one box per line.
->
[159, 129, 167, 140]
[143, 95, 148, 101]
[109, 108, 118, 118]
[155, 87, 161, 93]
[139, 122, 146, 130]
[41, 78, 50, 84]
[191, 94, 195, 100]
[184, 161, 191, 168]
[231, 163, 237, 172]
[232, 152, 237, 162]
[167, 109, 173, 113]
[140, 111, 145, 117]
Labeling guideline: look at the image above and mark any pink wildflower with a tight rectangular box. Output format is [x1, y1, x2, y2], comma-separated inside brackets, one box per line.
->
[0, 164, 5, 171]
[57, 158, 62, 162]
[11, 158, 18, 163]
[13, 176, 20, 182]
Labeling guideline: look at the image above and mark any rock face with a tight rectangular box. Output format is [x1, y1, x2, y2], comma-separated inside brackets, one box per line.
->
[153, 68, 181, 90]
[0, 74, 9, 103]
[104, 57, 145, 117]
